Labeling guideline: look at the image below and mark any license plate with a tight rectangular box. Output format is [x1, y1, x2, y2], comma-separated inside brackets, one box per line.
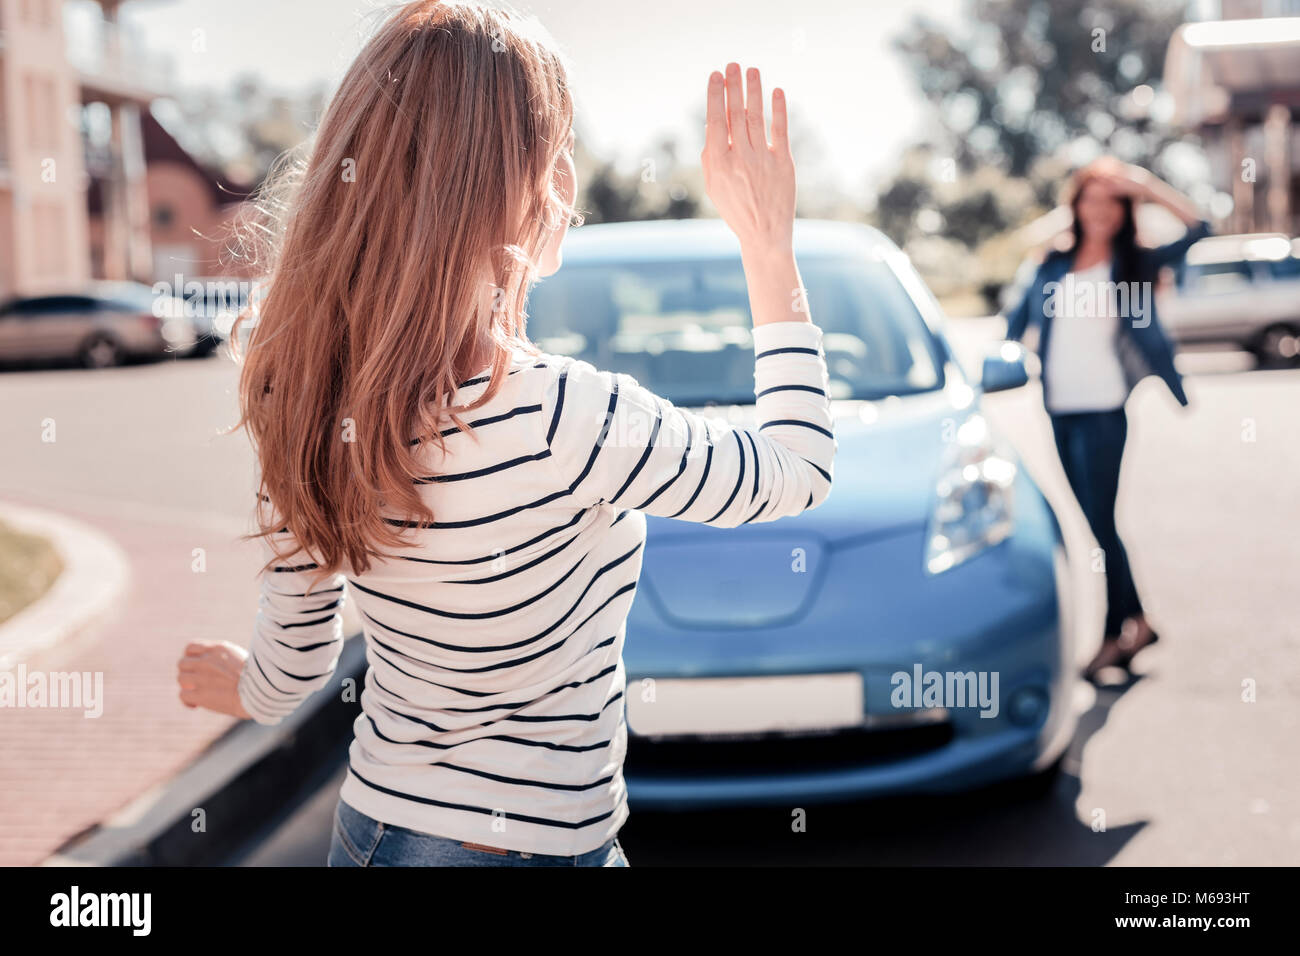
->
[626, 673, 864, 737]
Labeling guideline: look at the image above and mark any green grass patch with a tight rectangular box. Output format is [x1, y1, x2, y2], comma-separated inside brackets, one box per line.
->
[0, 519, 63, 626]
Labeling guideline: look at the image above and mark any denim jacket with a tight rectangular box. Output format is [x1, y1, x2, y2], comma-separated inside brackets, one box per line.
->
[1003, 218, 1213, 410]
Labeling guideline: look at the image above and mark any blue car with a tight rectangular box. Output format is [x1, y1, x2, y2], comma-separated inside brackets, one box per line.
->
[526, 219, 1078, 810]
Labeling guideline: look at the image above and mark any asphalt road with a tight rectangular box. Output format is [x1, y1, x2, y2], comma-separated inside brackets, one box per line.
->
[2, 325, 1297, 866]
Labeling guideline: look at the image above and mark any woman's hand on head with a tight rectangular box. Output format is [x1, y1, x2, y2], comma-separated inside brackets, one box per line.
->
[1089, 158, 1156, 199]
[1088, 157, 1201, 225]
[701, 64, 796, 257]
[177, 641, 252, 719]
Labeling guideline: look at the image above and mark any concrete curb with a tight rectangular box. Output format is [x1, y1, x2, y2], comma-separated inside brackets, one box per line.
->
[0, 500, 130, 671]
[46, 633, 368, 867]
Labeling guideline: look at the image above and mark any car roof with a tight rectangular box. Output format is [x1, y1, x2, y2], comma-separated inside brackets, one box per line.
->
[1186, 233, 1299, 266]
[0, 282, 161, 311]
[9, 282, 155, 301]
[86, 281, 158, 299]
[558, 218, 896, 264]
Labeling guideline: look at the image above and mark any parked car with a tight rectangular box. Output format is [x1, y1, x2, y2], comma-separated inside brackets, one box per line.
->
[526, 219, 1079, 809]
[0, 282, 195, 368]
[1158, 233, 1300, 365]
[181, 277, 252, 358]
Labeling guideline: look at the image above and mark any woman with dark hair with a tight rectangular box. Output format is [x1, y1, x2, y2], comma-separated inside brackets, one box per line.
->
[1004, 158, 1210, 681]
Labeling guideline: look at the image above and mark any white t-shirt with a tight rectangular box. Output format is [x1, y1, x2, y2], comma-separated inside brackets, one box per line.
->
[1044, 259, 1129, 413]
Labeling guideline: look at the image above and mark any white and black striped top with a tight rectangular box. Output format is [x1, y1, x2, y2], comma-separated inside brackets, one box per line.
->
[237, 319, 836, 856]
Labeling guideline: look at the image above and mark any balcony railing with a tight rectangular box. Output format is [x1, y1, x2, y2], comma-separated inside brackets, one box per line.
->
[65, 15, 173, 100]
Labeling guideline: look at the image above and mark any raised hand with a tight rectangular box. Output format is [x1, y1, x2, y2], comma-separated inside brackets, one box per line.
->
[1093, 158, 1153, 200]
[1086, 156, 1202, 226]
[701, 63, 796, 256]
[177, 640, 252, 719]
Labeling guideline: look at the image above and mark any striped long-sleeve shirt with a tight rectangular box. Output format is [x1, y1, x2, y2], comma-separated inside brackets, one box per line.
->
[236, 319, 836, 856]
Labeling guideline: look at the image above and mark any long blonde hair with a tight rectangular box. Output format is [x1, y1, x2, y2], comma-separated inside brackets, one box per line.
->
[234, 0, 577, 585]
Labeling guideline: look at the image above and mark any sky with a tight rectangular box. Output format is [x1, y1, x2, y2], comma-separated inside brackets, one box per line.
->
[86, 0, 965, 200]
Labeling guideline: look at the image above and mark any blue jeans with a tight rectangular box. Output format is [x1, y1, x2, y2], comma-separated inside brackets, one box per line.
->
[327, 797, 630, 867]
[1050, 407, 1143, 636]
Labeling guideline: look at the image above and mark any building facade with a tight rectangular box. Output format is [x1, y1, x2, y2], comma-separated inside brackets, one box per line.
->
[0, 0, 92, 296]
[0, 0, 251, 300]
[1165, 1, 1300, 235]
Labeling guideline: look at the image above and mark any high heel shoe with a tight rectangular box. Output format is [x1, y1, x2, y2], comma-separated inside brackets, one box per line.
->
[1116, 628, 1159, 667]
[1083, 629, 1159, 682]
[1083, 636, 1127, 681]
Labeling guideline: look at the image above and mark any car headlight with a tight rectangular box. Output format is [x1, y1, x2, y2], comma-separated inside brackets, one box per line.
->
[925, 413, 1016, 575]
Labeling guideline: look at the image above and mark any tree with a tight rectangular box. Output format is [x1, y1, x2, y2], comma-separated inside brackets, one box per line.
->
[894, 0, 1185, 180]
[871, 145, 1045, 252]
[870, 0, 1202, 310]
[574, 134, 703, 224]
[155, 77, 327, 190]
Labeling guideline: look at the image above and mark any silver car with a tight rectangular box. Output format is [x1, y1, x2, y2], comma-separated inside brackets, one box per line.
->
[182, 277, 253, 358]
[1158, 233, 1300, 365]
[0, 282, 196, 368]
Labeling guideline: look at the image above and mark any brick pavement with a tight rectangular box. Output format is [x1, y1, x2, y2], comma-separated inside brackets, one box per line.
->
[0, 498, 260, 865]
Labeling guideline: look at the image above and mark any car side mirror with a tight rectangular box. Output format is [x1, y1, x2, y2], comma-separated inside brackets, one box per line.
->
[981, 342, 1030, 393]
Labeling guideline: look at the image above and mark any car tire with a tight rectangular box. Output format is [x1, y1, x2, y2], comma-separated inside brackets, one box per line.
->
[1254, 324, 1300, 368]
[79, 333, 123, 369]
[187, 337, 217, 359]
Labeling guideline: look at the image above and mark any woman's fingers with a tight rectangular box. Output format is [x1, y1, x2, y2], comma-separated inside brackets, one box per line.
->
[771, 87, 789, 154]
[176, 641, 250, 718]
[706, 64, 780, 154]
[745, 68, 765, 148]
[725, 62, 747, 148]
[700, 63, 797, 252]
[176, 663, 245, 716]
[704, 70, 727, 159]
[1101, 172, 1139, 197]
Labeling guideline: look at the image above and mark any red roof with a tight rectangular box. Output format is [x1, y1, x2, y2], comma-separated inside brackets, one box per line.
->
[87, 109, 255, 214]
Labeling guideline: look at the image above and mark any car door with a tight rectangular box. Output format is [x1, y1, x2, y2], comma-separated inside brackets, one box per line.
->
[1162, 260, 1256, 343]
[1251, 258, 1300, 327]
[0, 300, 25, 359]
[37, 295, 101, 359]
[0, 297, 68, 359]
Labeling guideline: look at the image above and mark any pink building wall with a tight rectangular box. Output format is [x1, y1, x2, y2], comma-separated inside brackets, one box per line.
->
[0, 0, 92, 297]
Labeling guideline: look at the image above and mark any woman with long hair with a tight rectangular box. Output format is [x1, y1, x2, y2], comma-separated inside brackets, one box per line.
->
[1004, 157, 1210, 682]
[174, 1, 834, 866]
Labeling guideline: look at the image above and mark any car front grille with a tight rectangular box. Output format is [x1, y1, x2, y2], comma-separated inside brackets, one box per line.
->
[625, 720, 955, 778]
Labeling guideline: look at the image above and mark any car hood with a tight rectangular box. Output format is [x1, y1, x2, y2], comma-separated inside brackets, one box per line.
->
[638, 385, 982, 630]
[651, 384, 976, 544]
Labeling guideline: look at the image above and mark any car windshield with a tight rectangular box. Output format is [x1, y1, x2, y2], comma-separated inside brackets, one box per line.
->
[525, 255, 944, 405]
[1180, 261, 1254, 294]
